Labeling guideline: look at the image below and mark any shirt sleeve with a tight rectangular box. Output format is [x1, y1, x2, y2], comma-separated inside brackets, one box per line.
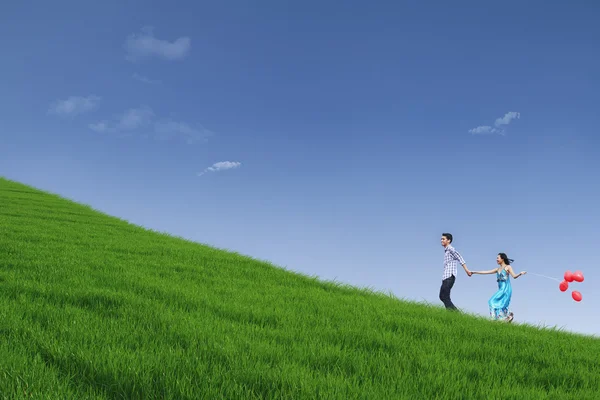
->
[450, 248, 466, 264]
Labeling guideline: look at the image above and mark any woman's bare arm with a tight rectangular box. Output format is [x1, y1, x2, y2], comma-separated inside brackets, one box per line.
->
[471, 267, 499, 275]
[507, 265, 527, 278]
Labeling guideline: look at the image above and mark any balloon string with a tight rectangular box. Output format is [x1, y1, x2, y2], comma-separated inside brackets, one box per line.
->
[527, 272, 561, 283]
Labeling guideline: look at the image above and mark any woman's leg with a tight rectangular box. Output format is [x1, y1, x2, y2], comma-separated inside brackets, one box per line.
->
[505, 291, 513, 322]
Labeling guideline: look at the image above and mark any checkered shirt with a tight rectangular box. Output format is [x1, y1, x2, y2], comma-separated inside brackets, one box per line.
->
[443, 245, 465, 279]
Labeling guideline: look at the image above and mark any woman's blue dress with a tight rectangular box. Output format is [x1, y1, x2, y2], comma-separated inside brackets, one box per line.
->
[488, 268, 512, 320]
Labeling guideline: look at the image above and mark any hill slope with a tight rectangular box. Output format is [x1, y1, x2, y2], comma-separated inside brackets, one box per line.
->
[1, 176, 599, 399]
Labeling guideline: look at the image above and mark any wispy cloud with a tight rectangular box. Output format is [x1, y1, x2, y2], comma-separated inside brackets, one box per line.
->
[155, 119, 213, 144]
[124, 27, 190, 62]
[48, 95, 101, 117]
[116, 106, 155, 131]
[89, 105, 212, 144]
[469, 111, 520, 135]
[198, 161, 242, 176]
[89, 121, 108, 133]
[133, 73, 161, 84]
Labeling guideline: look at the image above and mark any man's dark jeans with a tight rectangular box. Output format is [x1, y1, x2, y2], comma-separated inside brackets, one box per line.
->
[439, 274, 457, 310]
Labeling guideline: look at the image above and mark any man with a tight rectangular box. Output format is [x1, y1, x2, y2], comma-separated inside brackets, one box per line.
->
[440, 233, 471, 310]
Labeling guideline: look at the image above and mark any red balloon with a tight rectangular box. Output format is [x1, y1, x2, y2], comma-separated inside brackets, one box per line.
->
[559, 281, 569, 292]
[573, 271, 584, 282]
[572, 291, 582, 302]
[564, 271, 574, 282]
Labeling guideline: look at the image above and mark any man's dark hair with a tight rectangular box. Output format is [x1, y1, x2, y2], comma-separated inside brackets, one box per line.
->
[442, 233, 453, 243]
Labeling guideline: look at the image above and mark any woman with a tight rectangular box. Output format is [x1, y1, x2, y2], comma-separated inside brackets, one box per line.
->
[471, 253, 527, 322]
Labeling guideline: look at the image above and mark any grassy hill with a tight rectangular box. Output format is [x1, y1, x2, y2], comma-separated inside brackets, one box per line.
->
[1, 176, 599, 399]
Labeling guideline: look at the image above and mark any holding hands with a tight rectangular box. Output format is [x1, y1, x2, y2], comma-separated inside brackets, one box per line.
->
[468, 268, 527, 278]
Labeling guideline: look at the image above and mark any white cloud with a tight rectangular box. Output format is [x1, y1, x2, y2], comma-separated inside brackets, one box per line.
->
[133, 73, 161, 84]
[124, 27, 190, 62]
[469, 111, 520, 135]
[468, 126, 498, 135]
[198, 161, 241, 176]
[495, 111, 520, 127]
[48, 95, 101, 117]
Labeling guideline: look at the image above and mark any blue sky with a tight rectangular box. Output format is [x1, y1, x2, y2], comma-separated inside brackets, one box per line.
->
[1, 1, 599, 337]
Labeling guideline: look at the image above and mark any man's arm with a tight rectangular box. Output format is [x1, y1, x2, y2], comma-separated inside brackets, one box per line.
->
[461, 263, 472, 276]
[450, 248, 471, 276]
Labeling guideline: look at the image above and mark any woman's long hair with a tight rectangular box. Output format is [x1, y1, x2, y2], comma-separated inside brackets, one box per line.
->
[498, 253, 514, 265]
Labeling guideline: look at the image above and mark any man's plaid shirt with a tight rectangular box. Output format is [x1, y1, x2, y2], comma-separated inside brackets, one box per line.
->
[443, 245, 465, 279]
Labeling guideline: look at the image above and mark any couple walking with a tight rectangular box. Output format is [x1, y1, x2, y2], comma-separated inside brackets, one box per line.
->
[439, 233, 527, 322]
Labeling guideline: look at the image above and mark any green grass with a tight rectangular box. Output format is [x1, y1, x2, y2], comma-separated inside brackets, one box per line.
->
[0, 176, 599, 399]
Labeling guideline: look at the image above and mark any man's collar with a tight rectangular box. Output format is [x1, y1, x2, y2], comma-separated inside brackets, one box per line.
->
[445, 245, 453, 251]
